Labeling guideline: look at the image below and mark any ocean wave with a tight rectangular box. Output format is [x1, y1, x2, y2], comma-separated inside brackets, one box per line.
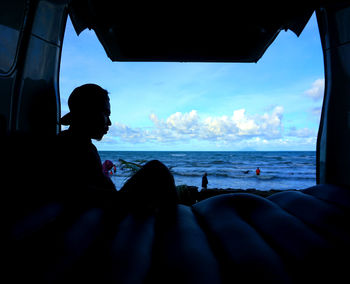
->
[173, 171, 203, 177]
[276, 161, 293, 165]
[173, 169, 233, 178]
[256, 175, 277, 180]
[294, 163, 315, 166]
[102, 151, 317, 189]
[190, 162, 211, 167]
[211, 160, 226, 164]
[267, 156, 284, 160]
[172, 170, 316, 181]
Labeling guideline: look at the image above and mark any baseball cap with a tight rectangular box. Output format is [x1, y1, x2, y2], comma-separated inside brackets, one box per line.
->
[60, 84, 109, 126]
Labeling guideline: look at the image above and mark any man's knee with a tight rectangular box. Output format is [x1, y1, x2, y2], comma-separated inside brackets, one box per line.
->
[142, 160, 172, 175]
[144, 160, 166, 170]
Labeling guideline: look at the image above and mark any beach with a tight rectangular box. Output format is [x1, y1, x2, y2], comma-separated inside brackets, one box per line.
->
[99, 151, 316, 193]
[174, 185, 296, 205]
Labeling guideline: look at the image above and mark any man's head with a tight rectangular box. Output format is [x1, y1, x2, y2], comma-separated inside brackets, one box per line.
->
[60, 84, 111, 140]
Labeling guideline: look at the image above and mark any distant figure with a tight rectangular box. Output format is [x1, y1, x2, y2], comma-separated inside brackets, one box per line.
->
[256, 167, 261, 176]
[102, 160, 115, 177]
[202, 172, 208, 189]
[57, 84, 116, 192]
[243, 170, 250, 174]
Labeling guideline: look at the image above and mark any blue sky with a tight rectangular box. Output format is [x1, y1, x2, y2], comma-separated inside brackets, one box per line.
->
[59, 13, 324, 151]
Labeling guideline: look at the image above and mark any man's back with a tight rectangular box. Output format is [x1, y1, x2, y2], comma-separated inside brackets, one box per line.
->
[56, 129, 116, 192]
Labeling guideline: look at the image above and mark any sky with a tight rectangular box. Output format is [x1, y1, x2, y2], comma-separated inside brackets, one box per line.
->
[59, 13, 324, 151]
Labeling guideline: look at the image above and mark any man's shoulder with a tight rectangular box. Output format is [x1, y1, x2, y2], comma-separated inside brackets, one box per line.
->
[56, 130, 74, 148]
[57, 130, 91, 146]
[57, 129, 71, 141]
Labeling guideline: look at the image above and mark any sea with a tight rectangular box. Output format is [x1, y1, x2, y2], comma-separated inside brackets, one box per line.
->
[99, 151, 316, 191]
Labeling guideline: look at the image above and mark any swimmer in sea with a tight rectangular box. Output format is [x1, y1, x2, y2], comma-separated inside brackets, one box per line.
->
[256, 167, 261, 175]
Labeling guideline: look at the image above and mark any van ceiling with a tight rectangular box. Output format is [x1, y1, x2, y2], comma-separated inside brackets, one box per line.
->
[67, 1, 324, 62]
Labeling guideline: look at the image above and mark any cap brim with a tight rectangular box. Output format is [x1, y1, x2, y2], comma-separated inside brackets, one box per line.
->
[60, 112, 72, 125]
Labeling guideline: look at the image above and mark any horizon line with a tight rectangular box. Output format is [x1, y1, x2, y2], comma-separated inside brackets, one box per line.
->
[97, 149, 316, 152]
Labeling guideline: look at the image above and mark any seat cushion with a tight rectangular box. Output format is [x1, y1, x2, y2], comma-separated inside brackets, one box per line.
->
[4, 184, 350, 283]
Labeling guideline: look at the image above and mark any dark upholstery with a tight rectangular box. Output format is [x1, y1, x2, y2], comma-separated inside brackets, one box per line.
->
[3, 183, 350, 283]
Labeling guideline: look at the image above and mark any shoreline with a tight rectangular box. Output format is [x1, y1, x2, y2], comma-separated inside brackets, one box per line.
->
[176, 185, 298, 205]
[199, 187, 297, 198]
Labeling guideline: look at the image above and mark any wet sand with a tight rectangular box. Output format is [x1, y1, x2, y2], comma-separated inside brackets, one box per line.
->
[198, 187, 297, 199]
[176, 185, 298, 205]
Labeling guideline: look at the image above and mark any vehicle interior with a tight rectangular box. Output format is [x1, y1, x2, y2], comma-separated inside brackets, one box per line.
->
[1, 0, 350, 283]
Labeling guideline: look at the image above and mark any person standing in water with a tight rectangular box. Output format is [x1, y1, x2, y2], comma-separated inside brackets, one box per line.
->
[202, 172, 208, 189]
[256, 167, 261, 176]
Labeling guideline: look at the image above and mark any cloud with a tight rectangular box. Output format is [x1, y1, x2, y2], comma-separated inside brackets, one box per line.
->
[109, 122, 147, 143]
[288, 126, 316, 138]
[305, 78, 324, 100]
[165, 110, 200, 135]
[107, 106, 285, 144]
[311, 106, 322, 117]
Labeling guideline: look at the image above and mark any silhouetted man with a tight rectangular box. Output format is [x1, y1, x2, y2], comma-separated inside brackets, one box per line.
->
[202, 172, 208, 190]
[57, 84, 116, 192]
[56, 83, 178, 209]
